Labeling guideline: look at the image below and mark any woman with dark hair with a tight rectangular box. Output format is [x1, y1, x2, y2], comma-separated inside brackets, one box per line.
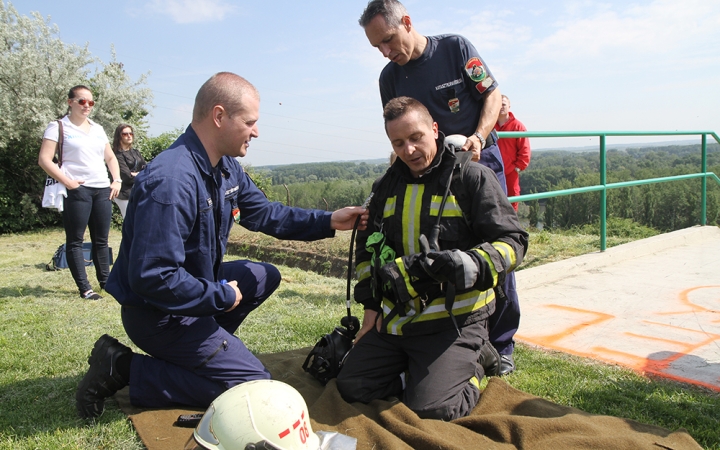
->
[111, 123, 147, 218]
[38, 85, 121, 300]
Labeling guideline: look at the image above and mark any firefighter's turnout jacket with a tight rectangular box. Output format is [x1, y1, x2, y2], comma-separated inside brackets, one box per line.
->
[354, 136, 529, 336]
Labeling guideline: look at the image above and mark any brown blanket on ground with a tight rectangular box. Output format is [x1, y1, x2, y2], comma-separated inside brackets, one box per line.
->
[115, 348, 701, 450]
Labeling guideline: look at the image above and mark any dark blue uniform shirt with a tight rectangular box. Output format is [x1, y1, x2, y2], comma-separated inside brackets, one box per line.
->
[106, 125, 334, 316]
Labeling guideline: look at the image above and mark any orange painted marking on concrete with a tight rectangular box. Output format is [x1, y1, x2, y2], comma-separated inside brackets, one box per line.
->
[655, 285, 720, 315]
[516, 342, 720, 393]
[642, 319, 720, 336]
[516, 338, 602, 361]
[516, 229, 720, 392]
[515, 296, 720, 392]
[624, 332, 688, 347]
[591, 345, 681, 373]
[523, 304, 614, 345]
[592, 346, 666, 370]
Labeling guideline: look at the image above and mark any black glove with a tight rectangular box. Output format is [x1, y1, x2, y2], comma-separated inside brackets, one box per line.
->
[378, 253, 438, 304]
[424, 249, 481, 290]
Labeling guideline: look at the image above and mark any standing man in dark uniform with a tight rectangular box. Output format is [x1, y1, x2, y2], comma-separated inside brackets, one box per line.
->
[359, 0, 520, 374]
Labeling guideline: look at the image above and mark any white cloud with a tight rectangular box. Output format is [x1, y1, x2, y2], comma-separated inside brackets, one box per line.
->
[147, 0, 236, 24]
[526, 0, 720, 62]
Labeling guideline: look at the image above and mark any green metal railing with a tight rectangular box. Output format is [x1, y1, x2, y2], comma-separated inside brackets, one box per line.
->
[497, 130, 720, 251]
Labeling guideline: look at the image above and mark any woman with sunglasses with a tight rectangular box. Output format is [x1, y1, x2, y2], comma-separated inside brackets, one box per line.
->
[111, 124, 147, 218]
[38, 85, 122, 300]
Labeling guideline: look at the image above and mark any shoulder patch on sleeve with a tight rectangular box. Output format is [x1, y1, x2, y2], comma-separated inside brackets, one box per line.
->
[475, 76, 495, 94]
[465, 57, 487, 83]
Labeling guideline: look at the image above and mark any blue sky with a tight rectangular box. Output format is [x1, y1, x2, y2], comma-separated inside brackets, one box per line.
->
[17, 0, 720, 166]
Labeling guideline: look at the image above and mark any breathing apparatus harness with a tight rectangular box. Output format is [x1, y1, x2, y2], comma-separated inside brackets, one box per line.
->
[301, 194, 373, 385]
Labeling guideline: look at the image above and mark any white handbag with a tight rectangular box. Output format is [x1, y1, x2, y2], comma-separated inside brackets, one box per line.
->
[41, 120, 67, 212]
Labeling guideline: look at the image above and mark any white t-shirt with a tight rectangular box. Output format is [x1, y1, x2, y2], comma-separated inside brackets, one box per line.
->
[43, 116, 111, 188]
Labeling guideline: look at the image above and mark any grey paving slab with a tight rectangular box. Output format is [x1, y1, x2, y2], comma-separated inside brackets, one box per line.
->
[515, 226, 720, 391]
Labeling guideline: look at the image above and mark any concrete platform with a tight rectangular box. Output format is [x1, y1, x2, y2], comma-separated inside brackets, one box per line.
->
[515, 226, 720, 391]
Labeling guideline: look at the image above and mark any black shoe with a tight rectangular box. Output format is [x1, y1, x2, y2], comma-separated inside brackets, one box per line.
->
[75, 334, 131, 419]
[81, 290, 102, 300]
[478, 342, 500, 377]
[499, 354, 515, 376]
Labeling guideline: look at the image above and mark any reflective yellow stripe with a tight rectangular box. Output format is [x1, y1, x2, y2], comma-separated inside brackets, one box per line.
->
[442, 197, 463, 217]
[429, 197, 463, 216]
[396, 257, 419, 299]
[472, 248, 499, 287]
[430, 195, 463, 217]
[382, 298, 414, 336]
[356, 260, 371, 281]
[413, 289, 495, 323]
[386, 309, 403, 335]
[492, 241, 517, 271]
[469, 376, 480, 390]
[402, 185, 423, 255]
[381, 289, 495, 333]
[430, 196, 442, 216]
[383, 196, 396, 219]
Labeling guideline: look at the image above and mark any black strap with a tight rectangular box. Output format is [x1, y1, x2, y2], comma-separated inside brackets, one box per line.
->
[450, 151, 474, 231]
[427, 150, 471, 250]
[435, 150, 472, 336]
[55, 120, 64, 168]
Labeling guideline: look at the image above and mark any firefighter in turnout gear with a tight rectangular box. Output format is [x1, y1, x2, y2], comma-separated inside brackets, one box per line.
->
[336, 97, 527, 421]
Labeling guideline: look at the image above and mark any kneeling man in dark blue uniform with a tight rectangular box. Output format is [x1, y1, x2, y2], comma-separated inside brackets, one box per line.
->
[75, 72, 368, 418]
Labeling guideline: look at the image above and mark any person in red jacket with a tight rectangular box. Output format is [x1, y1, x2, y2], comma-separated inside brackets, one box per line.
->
[495, 95, 531, 211]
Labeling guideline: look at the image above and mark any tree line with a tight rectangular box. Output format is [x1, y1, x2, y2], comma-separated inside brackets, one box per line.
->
[259, 144, 720, 233]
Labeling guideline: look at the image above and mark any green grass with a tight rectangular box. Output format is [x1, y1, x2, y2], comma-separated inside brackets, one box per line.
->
[0, 228, 718, 449]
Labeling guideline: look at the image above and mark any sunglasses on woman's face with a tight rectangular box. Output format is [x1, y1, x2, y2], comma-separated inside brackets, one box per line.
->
[121, 132, 134, 136]
[75, 98, 95, 107]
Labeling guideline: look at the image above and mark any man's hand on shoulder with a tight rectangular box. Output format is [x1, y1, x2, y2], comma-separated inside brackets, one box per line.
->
[330, 206, 369, 231]
[461, 135, 482, 162]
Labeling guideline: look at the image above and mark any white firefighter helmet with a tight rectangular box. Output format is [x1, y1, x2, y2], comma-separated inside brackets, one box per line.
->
[184, 379, 320, 450]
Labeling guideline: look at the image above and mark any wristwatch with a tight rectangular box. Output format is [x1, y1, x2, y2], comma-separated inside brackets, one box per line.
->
[473, 132, 486, 149]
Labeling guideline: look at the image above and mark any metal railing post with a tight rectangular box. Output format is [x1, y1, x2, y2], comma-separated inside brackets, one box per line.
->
[599, 135, 607, 251]
[701, 134, 707, 226]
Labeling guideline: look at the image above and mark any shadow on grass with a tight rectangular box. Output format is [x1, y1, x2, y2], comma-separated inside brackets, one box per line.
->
[0, 374, 126, 438]
[567, 377, 718, 448]
[0, 284, 76, 299]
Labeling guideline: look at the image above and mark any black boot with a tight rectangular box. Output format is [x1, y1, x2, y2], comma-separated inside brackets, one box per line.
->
[499, 354, 516, 376]
[478, 342, 501, 377]
[75, 334, 132, 419]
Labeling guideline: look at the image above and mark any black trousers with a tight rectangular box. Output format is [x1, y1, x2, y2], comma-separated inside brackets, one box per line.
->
[489, 272, 520, 355]
[62, 186, 112, 294]
[337, 319, 487, 421]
